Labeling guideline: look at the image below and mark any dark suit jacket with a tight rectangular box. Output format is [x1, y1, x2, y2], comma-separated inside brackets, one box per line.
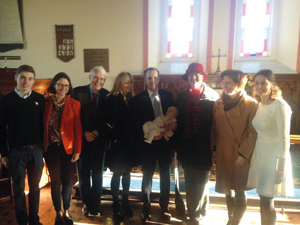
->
[132, 89, 175, 157]
[72, 85, 109, 135]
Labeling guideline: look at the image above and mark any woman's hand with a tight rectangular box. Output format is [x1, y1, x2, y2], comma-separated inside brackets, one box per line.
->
[234, 156, 246, 168]
[275, 170, 284, 184]
[71, 153, 80, 162]
[211, 151, 217, 165]
[84, 131, 97, 142]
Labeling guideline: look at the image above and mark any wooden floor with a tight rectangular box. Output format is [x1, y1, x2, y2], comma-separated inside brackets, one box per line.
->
[0, 183, 299, 225]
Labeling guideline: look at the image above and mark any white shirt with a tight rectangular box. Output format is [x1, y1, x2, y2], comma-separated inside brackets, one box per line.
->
[14, 88, 32, 99]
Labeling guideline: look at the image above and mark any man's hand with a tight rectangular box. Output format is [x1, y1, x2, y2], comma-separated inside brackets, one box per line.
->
[71, 153, 80, 162]
[1, 156, 9, 169]
[84, 131, 97, 142]
[234, 156, 246, 168]
[211, 151, 217, 165]
[153, 132, 164, 141]
[163, 122, 177, 131]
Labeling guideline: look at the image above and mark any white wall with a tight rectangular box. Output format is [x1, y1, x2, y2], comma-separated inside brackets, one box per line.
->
[0, 0, 143, 90]
[211, 0, 231, 73]
[148, 0, 161, 67]
[276, 0, 300, 70]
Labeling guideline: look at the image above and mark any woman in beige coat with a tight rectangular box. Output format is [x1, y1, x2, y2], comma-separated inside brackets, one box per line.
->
[211, 70, 257, 225]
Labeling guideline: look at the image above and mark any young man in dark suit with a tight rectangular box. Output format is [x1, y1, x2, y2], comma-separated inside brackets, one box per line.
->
[132, 67, 176, 222]
[72, 66, 109, 216]
[0, 65, 45, 225]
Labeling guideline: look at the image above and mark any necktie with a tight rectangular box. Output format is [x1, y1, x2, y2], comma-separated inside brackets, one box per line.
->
[152, 93, 161, 118]
[92, 93, 97, 118]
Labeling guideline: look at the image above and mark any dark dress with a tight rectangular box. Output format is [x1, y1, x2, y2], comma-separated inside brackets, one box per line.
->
[104, 93, 134, 172]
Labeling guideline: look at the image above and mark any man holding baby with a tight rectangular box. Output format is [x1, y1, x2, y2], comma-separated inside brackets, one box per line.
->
[131, 67, 176, 222]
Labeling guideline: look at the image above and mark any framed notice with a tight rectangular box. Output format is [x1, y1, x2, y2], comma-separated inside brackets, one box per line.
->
[55, 25, 74, 62]
[84, 49, 109, 72]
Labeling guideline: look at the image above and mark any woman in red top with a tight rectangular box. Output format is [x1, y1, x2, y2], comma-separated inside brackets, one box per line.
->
[43, 72, 82, 225]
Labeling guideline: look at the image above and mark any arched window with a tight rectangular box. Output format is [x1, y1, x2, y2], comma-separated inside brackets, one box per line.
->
[235, 0, 272, 58]
[161, 0, 202, 62]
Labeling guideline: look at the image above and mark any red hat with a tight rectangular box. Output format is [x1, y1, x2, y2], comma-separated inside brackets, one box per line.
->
[182, 63, 208, 81]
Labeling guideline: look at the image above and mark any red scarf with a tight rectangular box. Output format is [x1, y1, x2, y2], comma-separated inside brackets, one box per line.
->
[184, 86, 205, 138]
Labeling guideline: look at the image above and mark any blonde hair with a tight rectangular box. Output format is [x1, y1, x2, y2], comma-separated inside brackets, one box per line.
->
[107, 72, 133, 104]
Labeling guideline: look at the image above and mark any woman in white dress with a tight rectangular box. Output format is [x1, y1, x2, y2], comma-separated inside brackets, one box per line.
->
[247, 69, 294, 225]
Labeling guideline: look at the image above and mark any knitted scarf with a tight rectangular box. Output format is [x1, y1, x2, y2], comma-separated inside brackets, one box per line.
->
[184, 85, 205, 138]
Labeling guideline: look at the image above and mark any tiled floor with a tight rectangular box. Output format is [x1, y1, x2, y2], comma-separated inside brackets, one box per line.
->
[0, 183, 300, 225]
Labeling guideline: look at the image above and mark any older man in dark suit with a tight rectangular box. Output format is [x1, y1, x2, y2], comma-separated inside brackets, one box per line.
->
[72, 66, 109, 216]
[132, 67, 176, 222]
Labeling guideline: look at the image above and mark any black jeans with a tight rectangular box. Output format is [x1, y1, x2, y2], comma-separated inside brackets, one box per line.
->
[77, 139, 104, 210]
[44, 143, 74, 212]
[9, 147, 44, 225]
[142, 150, 171, 210]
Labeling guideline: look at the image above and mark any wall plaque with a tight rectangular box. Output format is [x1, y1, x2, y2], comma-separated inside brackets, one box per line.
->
[84, 49, 109, 72]
[55, 25, 74, 62]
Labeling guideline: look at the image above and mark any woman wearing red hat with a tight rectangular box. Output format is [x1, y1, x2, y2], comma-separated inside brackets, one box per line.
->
[211, 70, 257, 225]
[176, 63, 219, 222]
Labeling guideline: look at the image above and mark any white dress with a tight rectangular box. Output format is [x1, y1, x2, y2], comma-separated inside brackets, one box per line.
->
[247, 98, 294, 198]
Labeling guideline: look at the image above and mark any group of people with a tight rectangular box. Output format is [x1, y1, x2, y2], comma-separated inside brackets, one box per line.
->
[0, 63, 294, 225]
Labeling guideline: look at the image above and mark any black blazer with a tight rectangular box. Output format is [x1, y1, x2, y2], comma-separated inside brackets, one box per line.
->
[132, 89, 175, 153]
[72, 85, 109, 135]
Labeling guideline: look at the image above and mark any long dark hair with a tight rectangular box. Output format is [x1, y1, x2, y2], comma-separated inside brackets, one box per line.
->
[253, 69, 281, 102]
[47, 72, 73, 95]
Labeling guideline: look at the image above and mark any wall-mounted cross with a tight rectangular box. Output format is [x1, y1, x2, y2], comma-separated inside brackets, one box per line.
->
[212, 49, 226, 75]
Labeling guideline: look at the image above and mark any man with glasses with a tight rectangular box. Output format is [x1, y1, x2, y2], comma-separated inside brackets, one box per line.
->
[72, 66, 108, 216]
[0, 65, 45, 225]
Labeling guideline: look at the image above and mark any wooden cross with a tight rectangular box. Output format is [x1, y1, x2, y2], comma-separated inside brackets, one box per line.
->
[212, 49, 226, 75]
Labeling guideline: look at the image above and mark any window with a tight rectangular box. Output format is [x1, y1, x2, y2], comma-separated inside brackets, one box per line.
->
[162, 0, 200, 61]
[236, 0, 272, 58]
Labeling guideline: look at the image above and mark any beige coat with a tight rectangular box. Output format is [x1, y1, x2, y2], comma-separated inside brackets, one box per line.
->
[211, 92, 257, 194]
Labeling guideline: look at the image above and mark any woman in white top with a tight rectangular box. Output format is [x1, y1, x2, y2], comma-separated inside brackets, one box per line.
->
[247, 69, 294, 225]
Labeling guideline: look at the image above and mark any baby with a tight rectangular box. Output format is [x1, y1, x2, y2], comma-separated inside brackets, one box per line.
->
[143, 106, 178, 144]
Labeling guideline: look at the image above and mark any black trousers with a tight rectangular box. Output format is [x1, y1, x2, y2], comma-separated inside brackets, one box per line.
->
[9, 147, 44, 225]
[77, 139, 104, 210]
[44, 143, 74, 212]
[141, 148, 171, 210]
[184, 169, 209, 218]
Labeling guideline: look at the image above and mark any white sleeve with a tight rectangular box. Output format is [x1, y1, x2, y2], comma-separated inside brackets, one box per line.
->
[274, 100, 292, 158]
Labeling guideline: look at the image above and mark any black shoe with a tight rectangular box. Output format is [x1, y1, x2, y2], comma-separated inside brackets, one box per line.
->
[29, 222, 43, 225]
[122, 201, 133, 218]
[184, 214, 196, 222]
[112, 203, 125, 221]
[54, 215, 64, 225]
[82, 204, 89, 216]
[161, 207, 171, 220]
[90, 205, 104, 216]
[140, 210, 150, 222]
[63, 214, 74, 225]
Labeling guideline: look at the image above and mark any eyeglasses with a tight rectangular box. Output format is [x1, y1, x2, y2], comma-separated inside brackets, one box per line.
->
[56, 83, 70, 89]
[91, 76, 106, 82]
